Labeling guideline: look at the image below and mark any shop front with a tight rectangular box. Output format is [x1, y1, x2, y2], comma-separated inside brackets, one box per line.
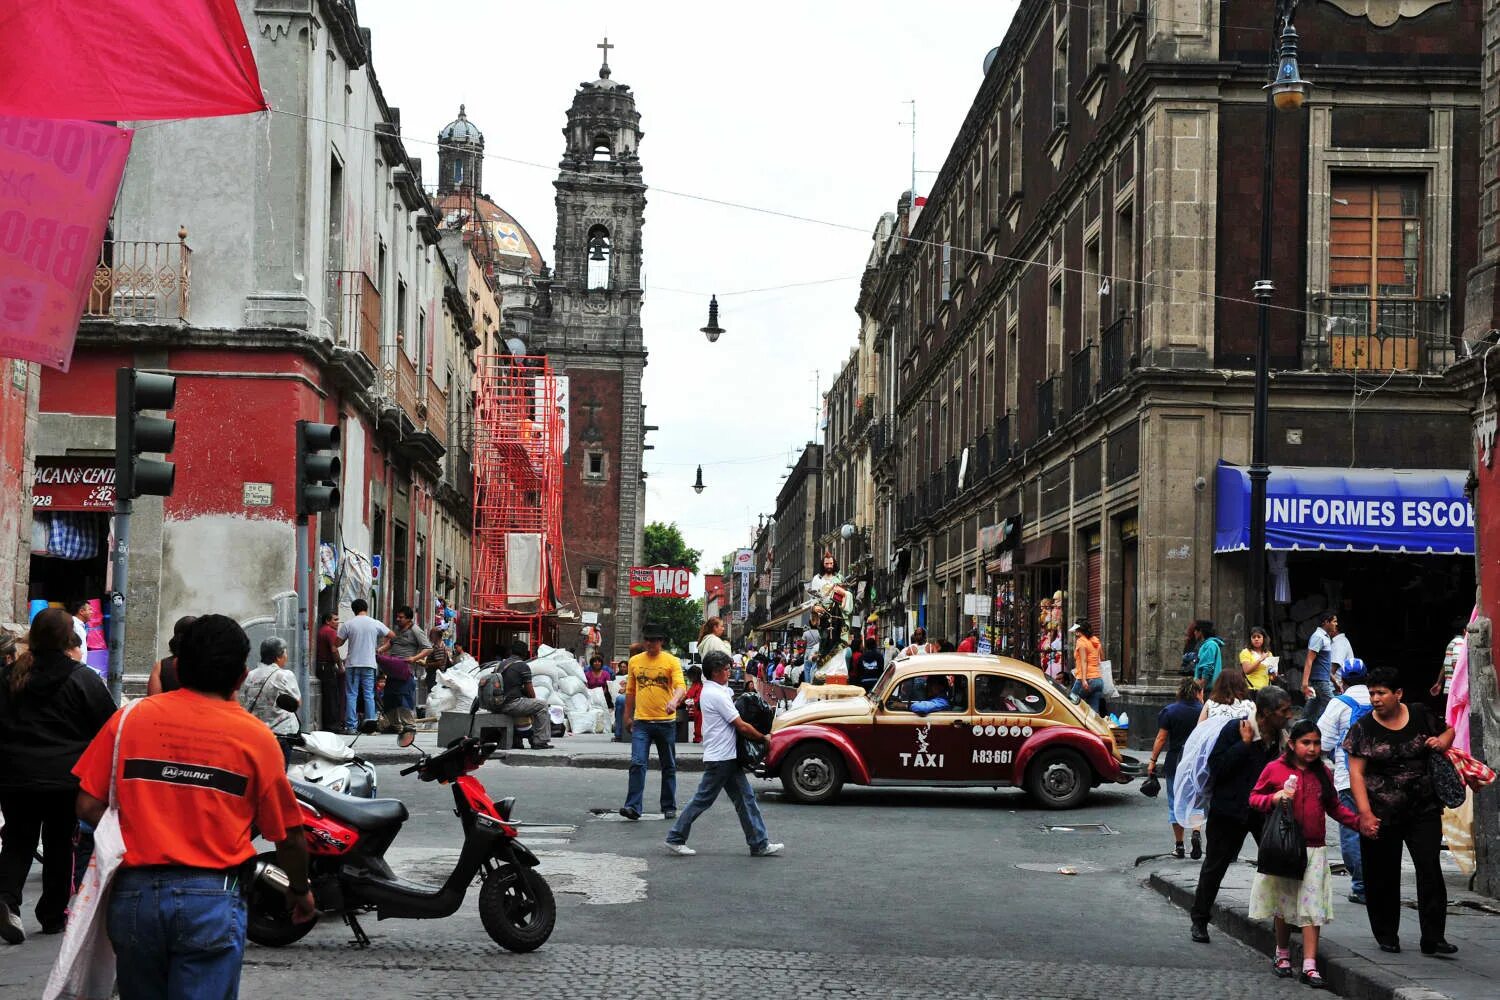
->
[1214, 463, 1474, 690]
[28, 456, 113, 677]
[983, 522, 1069, 679]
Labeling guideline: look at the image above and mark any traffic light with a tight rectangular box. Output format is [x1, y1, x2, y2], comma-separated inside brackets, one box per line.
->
[296, 420, 341, 516]
[115, 368, 176, 501]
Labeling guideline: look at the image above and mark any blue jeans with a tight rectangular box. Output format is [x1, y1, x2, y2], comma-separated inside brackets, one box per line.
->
[1338, 789, 1364, 896]
[1072, 677, 1104, 713]
[1304, 679, 1334, 723]
[667, 760, 769, 852]
[624, 720, 677, 815]
[345, 666, 376, 729]
[613, 694, 627, 738]
[107, 867, 248, 1000]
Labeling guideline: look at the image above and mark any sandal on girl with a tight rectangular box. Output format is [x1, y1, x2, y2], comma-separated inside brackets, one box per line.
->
[1272, 956, 1294, 979]
[1300, 969, 1327, 990]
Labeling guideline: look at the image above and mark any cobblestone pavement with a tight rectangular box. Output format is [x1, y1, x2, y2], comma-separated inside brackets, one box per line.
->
[4, 764, 1338, 998]
[239, 941, 1317, 999]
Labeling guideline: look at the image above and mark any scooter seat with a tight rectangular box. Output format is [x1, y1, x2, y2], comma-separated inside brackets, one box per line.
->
[293, 779, 408, 830]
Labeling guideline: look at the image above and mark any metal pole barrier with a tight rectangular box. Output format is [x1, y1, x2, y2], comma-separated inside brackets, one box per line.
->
[107, 500, 131, 703]
[294, 515, 310, 729]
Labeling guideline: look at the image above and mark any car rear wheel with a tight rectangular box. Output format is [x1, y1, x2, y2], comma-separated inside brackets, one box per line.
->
[781, 744, 844, 804]
[1025, 748, 1090, 809]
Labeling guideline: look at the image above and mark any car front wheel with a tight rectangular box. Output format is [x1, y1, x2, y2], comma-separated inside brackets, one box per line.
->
[781, 743, 845, 804]
[1025, 747, 1091, 809]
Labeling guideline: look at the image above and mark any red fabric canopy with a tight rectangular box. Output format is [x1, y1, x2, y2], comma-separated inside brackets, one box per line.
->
[0, 0, 265, 121]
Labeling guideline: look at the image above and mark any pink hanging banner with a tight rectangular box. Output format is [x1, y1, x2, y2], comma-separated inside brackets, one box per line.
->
[0, 116, 133, 371]
[0, 0, 265, 121]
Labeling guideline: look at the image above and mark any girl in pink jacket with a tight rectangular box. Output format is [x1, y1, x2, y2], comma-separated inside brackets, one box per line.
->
[1248, 720, 1361, 989]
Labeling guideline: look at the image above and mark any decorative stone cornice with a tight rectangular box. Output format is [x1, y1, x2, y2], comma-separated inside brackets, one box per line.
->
[1319, 0, 1449, 28]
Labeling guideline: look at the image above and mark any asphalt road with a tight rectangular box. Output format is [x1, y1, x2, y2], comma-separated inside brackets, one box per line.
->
[3, 761, 1336, 998]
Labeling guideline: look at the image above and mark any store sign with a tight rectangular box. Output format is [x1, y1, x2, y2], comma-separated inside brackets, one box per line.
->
[733, 547, 754, 573]
[1214, 462, 1474, 555]
[31, 457, 114, 510]
[629, 566, 692, 598]
[963, 593, 989, 617]
[739, 571, 750, 620]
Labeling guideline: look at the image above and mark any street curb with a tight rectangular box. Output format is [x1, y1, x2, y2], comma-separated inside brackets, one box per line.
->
[358, 748, 709, 772]
[1146, 872, 1454, 1000]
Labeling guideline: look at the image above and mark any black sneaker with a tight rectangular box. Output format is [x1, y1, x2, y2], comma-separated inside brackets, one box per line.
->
[1174, 843, 1186, 859]
[1190, 920, 1210, 943]
[619, 807, 640, 821]
[663, 809, 677, 820]
[1190, 830, 1203, 860]
[0, 902, 23, 945]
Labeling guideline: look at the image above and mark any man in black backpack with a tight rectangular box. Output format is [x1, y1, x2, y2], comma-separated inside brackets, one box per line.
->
[487, 640, 551, 749]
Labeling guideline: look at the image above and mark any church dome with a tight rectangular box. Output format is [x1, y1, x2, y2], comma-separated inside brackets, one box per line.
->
[435, 192, 545, 275]
[439, 105, 483, 145]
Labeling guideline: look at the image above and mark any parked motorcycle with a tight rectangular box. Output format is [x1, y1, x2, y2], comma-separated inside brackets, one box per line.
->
[287, 730, 378, 798]
[246, 732, 556, 952]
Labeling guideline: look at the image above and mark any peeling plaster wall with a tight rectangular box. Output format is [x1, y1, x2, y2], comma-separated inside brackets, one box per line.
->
[159, 515, 294, 637]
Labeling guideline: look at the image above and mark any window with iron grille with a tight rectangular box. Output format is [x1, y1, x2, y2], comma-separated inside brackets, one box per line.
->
[1327, 177, 1427, 371]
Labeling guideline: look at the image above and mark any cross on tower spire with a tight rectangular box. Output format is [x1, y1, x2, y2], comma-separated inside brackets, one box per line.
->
[597, 36, 614, 78]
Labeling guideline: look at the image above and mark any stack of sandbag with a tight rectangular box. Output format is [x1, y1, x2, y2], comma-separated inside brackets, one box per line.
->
[426, 663, 481, 715]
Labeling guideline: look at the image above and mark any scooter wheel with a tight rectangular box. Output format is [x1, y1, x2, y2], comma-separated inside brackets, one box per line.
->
[479, 864, 555, 952]
[245, 853, 318, 947]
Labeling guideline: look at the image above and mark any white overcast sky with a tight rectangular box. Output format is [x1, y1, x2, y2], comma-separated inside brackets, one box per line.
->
[358, 0, 1021, 591]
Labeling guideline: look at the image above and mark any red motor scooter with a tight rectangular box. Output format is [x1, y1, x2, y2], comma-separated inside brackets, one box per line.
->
[245, 733, 555, 952]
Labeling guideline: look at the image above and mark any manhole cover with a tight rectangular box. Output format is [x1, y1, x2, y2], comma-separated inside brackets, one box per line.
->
[1015, 862, 1112, 875]
[1040, 823, 1116, 834]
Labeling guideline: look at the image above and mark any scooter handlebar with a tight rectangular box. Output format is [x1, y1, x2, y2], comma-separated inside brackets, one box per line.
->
[398, 761, 422, 776]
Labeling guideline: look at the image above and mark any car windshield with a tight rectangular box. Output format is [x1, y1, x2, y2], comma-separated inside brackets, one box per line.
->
[868, 664, 896, 701]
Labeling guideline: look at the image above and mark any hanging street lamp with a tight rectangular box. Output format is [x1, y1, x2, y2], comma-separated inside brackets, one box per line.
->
[700, 295, 725, 343]
[692, 464, 706, 494]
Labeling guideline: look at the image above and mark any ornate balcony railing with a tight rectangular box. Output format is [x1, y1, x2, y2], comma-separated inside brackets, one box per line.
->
[1037, 376, 1059, 438]
[86, 232, 191, 322]
[1070, 344, 1094, 415]
[423, 376, 448, 448]
[327, 269, 381, 364]
[1312, 295, 1451, 373]
[994, 413, 1012, 467]
[1100, 312, 1133, 390]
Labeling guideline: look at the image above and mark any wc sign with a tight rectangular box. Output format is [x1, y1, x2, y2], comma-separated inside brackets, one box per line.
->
[629, 566, 692, 599]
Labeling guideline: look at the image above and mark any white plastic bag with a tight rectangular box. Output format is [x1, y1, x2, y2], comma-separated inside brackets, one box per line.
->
[586, 686, 608, 711]
[556, 676, 585, 697]
[442, 669, 480, 715]
[426, 674, 457, 716]
[1100, 659, 1119, 700]
[44, 703, 138, 1000]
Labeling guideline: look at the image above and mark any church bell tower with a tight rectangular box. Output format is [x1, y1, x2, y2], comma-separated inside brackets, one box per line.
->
[544, 39, 647, 659]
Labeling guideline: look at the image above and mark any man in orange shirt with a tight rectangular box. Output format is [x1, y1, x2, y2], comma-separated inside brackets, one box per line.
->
[73, 615, 314, 999]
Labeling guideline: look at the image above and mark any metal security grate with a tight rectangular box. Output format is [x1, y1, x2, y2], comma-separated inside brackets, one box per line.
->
[1040, 823, 1116, 834]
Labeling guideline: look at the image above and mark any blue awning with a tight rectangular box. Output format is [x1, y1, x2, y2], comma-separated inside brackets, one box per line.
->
[1214, 463, 1473, 555]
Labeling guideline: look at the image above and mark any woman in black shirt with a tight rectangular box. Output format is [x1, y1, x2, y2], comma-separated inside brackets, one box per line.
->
[1346, 666, 1456, 955]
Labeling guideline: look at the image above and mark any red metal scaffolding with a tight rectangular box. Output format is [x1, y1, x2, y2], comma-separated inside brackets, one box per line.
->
[469, 354, 564, 653]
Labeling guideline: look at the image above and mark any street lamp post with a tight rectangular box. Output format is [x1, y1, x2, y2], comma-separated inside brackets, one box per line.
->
[1247, 2, 1309, 631]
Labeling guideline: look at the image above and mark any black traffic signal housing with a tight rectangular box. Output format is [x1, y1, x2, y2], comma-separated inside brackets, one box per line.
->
[296, 420, 341, 517]
[115, 368, 176, 502]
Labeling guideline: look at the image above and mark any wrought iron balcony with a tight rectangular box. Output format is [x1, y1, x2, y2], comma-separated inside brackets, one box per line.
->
[1100, 312, 1133, 390]
[1311, 295, 1451, 373]
[326, 269, 382, 364]
[972, 432, 991, 482]
[994, 414, 1012, 467]
[1037, 376, 1059, 438]
[1070, 344, 1094, 414]
[86, 233, 191, 322]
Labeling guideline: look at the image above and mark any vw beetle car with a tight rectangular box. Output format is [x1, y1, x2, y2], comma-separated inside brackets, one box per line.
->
[761, 652, 1136, 808]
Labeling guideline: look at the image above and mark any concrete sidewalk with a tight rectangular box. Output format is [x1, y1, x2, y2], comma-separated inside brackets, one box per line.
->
[348, 729, 710, 771]
[1149, 855, 1500, 1000]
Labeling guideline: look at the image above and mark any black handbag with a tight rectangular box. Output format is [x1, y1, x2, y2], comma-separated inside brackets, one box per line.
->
[1140, 773, 1161, 798]
[1256, 801, 1308, 879]
[1431, 751, 1467, 809]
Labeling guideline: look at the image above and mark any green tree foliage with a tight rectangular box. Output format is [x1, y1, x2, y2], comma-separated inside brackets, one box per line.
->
[641, 522, 702, 654]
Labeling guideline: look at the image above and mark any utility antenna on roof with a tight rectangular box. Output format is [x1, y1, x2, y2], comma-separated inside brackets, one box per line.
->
[899, 100, 917, 201]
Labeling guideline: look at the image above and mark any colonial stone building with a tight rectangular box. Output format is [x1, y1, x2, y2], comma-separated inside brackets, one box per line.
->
[772, 443, 823, 617]
[862, 0, 1480, 701]
[35, 0, 479, 682]
[534, 48, 649, 659]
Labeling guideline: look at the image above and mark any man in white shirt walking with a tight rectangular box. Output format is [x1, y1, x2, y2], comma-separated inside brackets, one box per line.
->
[337, 598, 389, 734]
[664, 652, 782, 857]
[1317, 659, 1371, 904]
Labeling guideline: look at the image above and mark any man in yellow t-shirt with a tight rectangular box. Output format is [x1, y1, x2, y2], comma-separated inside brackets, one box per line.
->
[621, 623, 687, 820]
